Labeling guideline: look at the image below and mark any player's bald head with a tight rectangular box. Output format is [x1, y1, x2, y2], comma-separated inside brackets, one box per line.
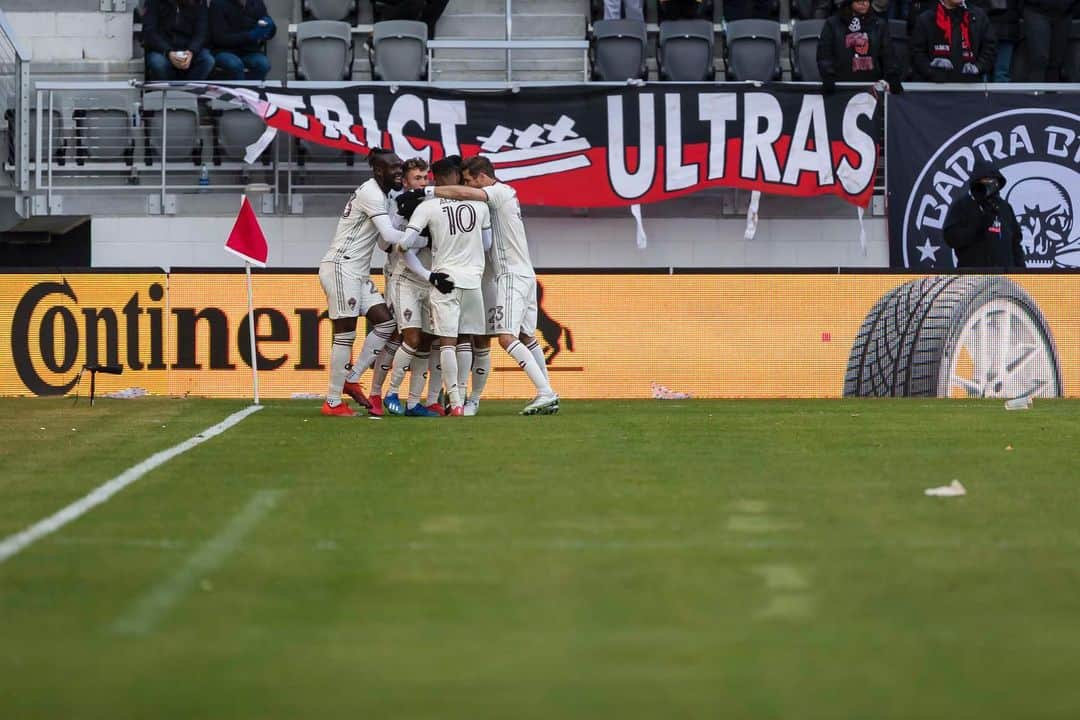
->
[368, 149, 403, 192]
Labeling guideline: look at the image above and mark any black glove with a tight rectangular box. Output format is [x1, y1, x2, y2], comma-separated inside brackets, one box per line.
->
[821, 78, 836, 96]
[887, 78, 904, 95]
[429, 272, 455, 294]
[395, 188, 425, 220]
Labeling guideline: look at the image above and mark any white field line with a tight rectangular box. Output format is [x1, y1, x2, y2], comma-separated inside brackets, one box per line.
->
[0, 404, 263, 565]
[111, 489, 284, 636]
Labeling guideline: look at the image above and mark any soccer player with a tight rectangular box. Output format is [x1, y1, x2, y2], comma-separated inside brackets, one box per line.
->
[393, 157, 491, 416]
[378, 158, 441, 417]
[408, 155, 558, 416]
[317, 149, 403, 417]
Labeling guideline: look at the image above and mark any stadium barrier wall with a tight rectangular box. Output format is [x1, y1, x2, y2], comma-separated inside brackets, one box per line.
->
[1, 270, 1076, 399]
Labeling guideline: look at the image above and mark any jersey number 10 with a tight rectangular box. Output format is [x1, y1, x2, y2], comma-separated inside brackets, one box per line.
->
[442, 204, 477, 235]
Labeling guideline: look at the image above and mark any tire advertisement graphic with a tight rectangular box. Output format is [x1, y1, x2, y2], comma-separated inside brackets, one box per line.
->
[845, 276, 1063, 398]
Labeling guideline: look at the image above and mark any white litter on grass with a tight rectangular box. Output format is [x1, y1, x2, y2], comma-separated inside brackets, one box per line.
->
[291, 392, 324, 400]
[1005, 396, 1033, 411]
[925, 479, 967, 497]
[103, 387, 149, 399]
[651, 382, 692, 400]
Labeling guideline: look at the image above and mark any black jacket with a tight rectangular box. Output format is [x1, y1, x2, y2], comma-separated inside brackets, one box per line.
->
[1024, 0, 1075, 15]
[143, 0, 208, 55]
[817, 11, 900, 83]
[910, 1, 997, 82]
[944, 161, 1025, 268]
[210, 0, 275, 56]
[969, 0, 1020, 41]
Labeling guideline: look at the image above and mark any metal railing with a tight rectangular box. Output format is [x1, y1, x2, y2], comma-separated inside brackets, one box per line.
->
[0, 8, 32, 214]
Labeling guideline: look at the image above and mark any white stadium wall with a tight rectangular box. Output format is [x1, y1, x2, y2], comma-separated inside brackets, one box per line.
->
[91, 215, 889, 270]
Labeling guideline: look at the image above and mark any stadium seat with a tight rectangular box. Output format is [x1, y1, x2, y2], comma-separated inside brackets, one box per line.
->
[294, 20, 354, 81]
[142, 91, 202, 165]
[591, 19, 648, 81]
[73, 104, 135, 166]
[724, 19, 781, 81]
[658, 19, 715, 81]
[212, 102, 271, 166]
[888, 19, 911, 80]
[304, 0, 358, 22]
[790, 19, 825, 81]
[370, 20, 428, 81]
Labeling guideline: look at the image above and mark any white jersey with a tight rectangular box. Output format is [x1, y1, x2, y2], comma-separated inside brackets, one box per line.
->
[483, 181, 535, 278]
[407, 197, 490, 290]
[321, 178, 391, 275]
[384, 191, 408, 279]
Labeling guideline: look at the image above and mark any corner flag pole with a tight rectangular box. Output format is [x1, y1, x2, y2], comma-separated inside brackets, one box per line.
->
[245, 252, 260, 405]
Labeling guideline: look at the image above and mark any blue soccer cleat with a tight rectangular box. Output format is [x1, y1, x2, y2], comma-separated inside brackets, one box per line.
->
[384, 392, 405, 415]
[405, 403, 441, 417]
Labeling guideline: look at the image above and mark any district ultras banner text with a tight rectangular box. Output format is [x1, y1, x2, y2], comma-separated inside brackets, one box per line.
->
[171, 83, 882, 208]
[3, 271, 1077, 399]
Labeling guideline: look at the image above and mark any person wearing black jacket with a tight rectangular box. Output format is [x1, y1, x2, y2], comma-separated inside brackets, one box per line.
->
[970, 0, 1019, 80]
[910, 0, 997, 82]
[817, 0, 904, 92]
[1019, 0, 1075, 81]
[209, 0, 276, 81]
[944, 161, 1025, 268]
[142, 0, 214, 81]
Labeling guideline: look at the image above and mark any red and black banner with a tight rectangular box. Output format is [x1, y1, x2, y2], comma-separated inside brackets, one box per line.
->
[169, 83, 883, 208]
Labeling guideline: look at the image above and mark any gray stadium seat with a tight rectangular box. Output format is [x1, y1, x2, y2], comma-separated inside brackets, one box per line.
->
[304, 0, 357, 22]
[294, 20, 354, 81]
[888, 19, 910, 80]
[142, 91, 201, 165]
[6, 107, 65, 166]
[74, 104, 135, 165]
[592, 19, 648, 81]
[724, 19, 781, 81]
[370, 20, 428, 81]
[658, 20, 715, 81]
[212, 102, 271, 165]
[791, 19, 825, 81]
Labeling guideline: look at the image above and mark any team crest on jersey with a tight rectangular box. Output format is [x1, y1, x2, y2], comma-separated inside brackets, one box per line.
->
[403, 309, 412, 321]
[902, 109, 1080, 269]
[347, 297, 357, 309]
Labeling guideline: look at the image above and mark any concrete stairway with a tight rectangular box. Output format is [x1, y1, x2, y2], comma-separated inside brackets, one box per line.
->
[431, 0, 589, 82]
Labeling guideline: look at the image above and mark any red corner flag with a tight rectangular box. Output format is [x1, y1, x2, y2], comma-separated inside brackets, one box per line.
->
[225, 196, 269, 267]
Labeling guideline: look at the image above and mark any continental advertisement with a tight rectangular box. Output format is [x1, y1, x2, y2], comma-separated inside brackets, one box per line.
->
[2, 271, 1077, 399]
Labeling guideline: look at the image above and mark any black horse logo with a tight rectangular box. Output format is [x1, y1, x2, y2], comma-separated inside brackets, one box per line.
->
[536, 281, 574, 363]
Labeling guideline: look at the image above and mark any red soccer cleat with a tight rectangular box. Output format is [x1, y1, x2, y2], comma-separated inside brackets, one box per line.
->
[321, 400, 355, 417]
[342, 381, 372, 409]
[368, 394, 385, 417]
[427, 402, 446, 416]
[449, 406, 464, 417]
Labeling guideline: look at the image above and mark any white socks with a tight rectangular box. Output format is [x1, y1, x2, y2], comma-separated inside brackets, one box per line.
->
[525, 339, 549, 382]
[347, 320, 397, 383]
[506, 340, 553, 396]
[327, 330, 356, 405]
[456, 342, 472, 399]
[407, 350, 430, 408]
[471, 347, 491, 403]
[426, 352, 442, 405]
[387, 343, 416, 397]
[371, 338, 400, 397]
[440, 344, 461, 408]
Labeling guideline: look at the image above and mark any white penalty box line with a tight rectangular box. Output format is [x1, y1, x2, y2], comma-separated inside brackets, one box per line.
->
[0, 404, 264, 565]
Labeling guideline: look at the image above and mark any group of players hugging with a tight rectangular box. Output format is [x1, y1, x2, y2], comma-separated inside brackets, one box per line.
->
[317, 150, 560, 418]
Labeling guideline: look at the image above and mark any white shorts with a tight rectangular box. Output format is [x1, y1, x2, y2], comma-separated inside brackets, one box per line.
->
[390, 275, 431, 333]
[319, 261, 385, 320]
[483, 273, 537, 337]
[430, 286, 485, 338]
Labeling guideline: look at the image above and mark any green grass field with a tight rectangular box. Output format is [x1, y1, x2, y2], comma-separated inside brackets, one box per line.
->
[2, 397, 1080, 719]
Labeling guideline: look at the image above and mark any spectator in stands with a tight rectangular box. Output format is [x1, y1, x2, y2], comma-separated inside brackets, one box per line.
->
[375, 0, 450, 38]
[944, 161, 1025, 268]
[603, 0, 645, 20]
[910, 0, 996, 82]
[970, 0, 1019, 81]
[659, 0, 712, 20]
[817, 0, 904, 92]
[1018, 0, 1074, 81]
[814, 0, 889, 19]
[142, 0, 214, 81]
[209, 0, 276, 81]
